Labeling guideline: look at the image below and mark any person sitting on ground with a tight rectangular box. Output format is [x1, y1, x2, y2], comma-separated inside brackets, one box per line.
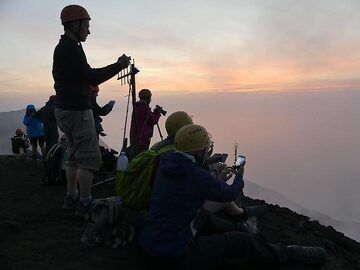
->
[37, 95, 59, 156]
[90, 85, 115, 138]
[23, 104, 45, 159]
[11, 128, 31, 157]
[53, 4, 131, 217]
[150, 111, 265, 219]
[140, 124, 327, 269]
[150, 111, 193, 151]
[129, 89, 163, 157]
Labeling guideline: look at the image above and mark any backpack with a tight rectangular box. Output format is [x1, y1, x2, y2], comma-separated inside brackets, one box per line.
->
[81, 196, 135, 248]
[43, 142, 67, 186]
[115, 144, 174, 210]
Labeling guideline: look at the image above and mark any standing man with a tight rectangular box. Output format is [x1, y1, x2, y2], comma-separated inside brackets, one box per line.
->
[53, 5, 131, 217]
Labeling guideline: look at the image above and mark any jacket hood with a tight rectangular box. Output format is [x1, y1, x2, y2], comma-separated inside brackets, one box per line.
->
[26, 104, 35, 110]
[159, 152, 196, 178]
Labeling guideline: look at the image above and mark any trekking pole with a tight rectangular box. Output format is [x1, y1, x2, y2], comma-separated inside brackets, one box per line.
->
[121, 86, 131, 152]
[117, 60, 140, 152]
[156, 123, 164, 141]
[91, 176, 116, 188]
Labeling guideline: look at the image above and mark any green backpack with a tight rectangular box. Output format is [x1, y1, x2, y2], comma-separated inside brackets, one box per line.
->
[115, 144, 174, 210]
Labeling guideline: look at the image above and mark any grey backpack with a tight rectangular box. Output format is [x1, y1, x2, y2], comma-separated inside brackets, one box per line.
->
[81, 196, 135, 248]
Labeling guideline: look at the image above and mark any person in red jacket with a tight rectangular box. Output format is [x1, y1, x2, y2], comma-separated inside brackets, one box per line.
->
[129, 89, 165, 157]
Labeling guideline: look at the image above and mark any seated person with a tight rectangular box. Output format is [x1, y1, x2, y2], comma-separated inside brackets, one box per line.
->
[11, 128, 30, 155]
[140, 124, 326, 269]
[151, 111, 265, 219]
[151, 111, 193, 151]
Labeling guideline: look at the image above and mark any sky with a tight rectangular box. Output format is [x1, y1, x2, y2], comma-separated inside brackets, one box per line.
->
[1, 0, 360, 111]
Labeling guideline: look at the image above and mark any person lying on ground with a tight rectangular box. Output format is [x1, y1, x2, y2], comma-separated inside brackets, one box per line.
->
[140, 124, 327, 269]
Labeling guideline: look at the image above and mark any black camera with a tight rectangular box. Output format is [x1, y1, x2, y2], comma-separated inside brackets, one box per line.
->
[155, 105, 167, 116]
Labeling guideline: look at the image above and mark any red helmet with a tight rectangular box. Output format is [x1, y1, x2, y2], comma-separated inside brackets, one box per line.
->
[61, 5, 91, 25]
[139, 89, 152, 100]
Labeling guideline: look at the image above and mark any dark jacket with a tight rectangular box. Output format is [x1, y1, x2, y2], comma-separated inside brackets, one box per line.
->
[52, 35, 123, 110]
[37, 99, 58, 138]
[150, 135, 174, 151]
[140, 152, 243, 258]
[130, 100, 161, 150]
[91, 96, 114, 134]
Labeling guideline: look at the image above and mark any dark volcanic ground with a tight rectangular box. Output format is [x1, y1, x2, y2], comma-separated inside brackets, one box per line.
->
[0, 155, 359, 270]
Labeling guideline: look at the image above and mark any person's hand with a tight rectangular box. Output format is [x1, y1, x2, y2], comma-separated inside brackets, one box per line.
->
[205, 153, 222, 165]
[229, 166, 245, 179]
[117, 54, 131, 68]
[108, 100, 115, 108]
[213, 163, 232, 182]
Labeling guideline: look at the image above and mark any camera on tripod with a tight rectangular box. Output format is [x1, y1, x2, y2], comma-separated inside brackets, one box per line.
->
[155, 105, 167, 116]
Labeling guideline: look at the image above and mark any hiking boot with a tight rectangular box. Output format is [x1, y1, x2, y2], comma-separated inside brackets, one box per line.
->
[62, 194, 78, 210]
[243, 205, 267, 218]
[287, 245, 327, 266]
[75, 201, 91, 218]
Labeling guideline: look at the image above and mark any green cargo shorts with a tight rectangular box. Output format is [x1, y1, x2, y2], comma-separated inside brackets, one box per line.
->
[55, 108, 101, 171]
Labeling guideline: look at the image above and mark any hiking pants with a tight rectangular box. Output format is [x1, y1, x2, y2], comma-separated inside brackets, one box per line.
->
[148, 211, 290, 270]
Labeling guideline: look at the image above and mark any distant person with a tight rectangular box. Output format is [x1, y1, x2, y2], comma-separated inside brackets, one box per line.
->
[23, 104, 45, 159]
[90, 85, 115, 138]
[52, 4, 131, 217]
[140, 124, 327, 269]
[129, 89, 165, 157]
[37, 95, 59, 155]
[11, 128, 31, 158]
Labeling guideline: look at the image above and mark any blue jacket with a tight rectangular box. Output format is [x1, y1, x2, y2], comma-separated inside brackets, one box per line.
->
[140, 151, 243, 258]
[23, 105, 44, 138]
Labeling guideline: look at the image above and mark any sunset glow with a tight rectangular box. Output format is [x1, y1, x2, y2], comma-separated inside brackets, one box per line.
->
[0, 0, 360, 109]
